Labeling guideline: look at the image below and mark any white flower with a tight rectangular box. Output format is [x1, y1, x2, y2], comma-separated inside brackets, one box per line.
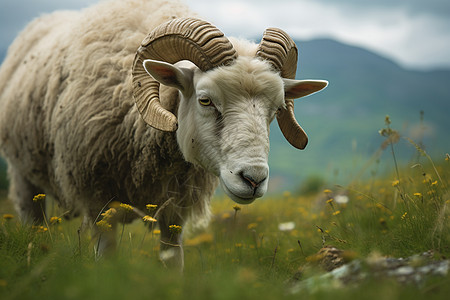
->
[335, 195, 349, 204]
[278, 222, 295, 231]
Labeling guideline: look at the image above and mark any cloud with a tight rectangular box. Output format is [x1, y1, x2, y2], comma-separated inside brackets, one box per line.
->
[184, 0, 450, 70]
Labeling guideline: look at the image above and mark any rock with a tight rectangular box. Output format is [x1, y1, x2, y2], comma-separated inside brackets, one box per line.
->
[290, 249, 449, 294]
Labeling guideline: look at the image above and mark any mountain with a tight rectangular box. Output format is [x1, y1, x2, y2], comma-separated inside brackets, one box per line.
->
[0, 48, 5, 64]
[267, 38, 450, 190]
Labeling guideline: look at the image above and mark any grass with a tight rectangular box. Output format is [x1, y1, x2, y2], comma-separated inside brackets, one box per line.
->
[0, 121, 449, 299]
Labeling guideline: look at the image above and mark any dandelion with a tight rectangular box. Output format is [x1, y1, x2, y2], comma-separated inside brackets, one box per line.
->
[431, 180, 438, 186]
[146, 204, 158, 211]
[392, 180, 400, 187]
[153, 229, 161, 235]
[413, 192, 422, 197]
[169, 224, 182, 234]
[326, 198, 333, 204]
[49, 216, 62, 225]
[119, 203, 133, 212]
[232, 205, 241, 212]
[96, 219, 112, 231]
[332, 210, 341, 216]
[33, 194, 46, 202]
[3, 214, 14, 220]
[323, 189, 332, 194]
[143, 215, 157, 223]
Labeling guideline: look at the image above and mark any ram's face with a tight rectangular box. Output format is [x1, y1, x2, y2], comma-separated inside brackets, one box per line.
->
[176, 57, 284, 203]
[143, 57, 326, 204]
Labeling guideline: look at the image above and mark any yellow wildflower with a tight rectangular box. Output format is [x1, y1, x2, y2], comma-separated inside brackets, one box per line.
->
[185, 233, 214, 246]
[143, 215, 157, 223]
[169, 224, 182, 234]
[221, 212, 231, 219]
[326, 198, 334, 204]
[153, 229, 161, 235]
[323, 189, 332, 194]
[33, 194, 46, 202]
[332, 210, 341, 216]
[431, 180, 438, 186]
[49, 216, 62, 224]
[247, 223, 258, 230]
[32, 225, 48, 233]
[401, 212, 408, 220]
[233, 205, 241, 211]
[146, 204, 158, 211]
[413, 192, 422, 197]
[96, 219, 112, 231]
[119, 203, 133, 212]
[392, 180, 400, 187]
[3, 214, 14, 220]
[235, 243, 243, 248]
[101, 208, 117, 220]
[422, 175, 432, 184]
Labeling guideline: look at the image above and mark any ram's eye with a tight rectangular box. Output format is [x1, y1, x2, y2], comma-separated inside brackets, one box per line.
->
[198, 97, 212, 106]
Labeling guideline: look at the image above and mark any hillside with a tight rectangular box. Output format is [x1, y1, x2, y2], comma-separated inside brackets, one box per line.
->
[268, 38, 450, 189]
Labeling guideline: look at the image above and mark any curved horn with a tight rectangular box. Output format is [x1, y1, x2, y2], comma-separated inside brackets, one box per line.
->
[256, 28, 308, 150]
[132, 18, 237, 131]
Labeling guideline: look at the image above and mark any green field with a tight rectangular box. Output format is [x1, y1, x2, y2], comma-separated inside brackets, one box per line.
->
[0, 121, 449, 299]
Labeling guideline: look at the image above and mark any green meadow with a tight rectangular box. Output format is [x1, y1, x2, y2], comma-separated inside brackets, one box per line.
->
[0, 119, 449, 300]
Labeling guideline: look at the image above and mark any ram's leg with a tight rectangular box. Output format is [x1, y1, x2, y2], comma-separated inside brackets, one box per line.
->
[158, 215, 184, 271]
[8, 166, 45, 224]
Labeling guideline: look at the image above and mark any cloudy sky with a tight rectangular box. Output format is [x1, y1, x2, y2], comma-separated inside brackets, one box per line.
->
[1, 0, 449, 70]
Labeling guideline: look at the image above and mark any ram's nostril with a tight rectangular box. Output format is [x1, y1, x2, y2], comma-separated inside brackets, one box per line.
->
[239, 172, 266, 189]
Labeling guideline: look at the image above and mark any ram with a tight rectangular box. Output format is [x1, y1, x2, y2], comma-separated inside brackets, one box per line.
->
[0, 0, 327, 269]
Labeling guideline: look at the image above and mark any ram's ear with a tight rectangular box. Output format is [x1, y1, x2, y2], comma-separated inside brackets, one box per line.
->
[283, 79, 328, 99]
[143, 59, 193, 94]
